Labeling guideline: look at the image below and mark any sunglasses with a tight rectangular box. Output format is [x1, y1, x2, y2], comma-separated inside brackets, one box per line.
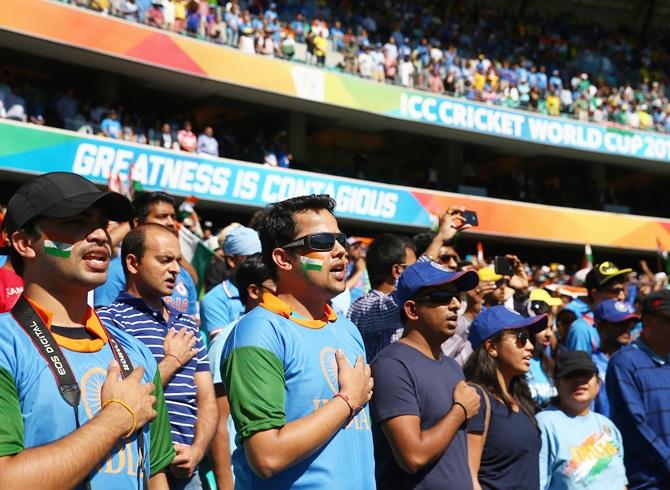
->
[510, 329, 531, 347]
[282, 232, 347, 252]
[439, 253, 459, 263]
[414, 290, 459, 305]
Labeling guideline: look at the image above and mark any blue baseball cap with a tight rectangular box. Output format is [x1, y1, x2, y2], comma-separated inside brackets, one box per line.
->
[395, 261, 479, 306]
[469, 305, 549, 349]
[223, 226, 262, 256]
[594, 299, 639, 323]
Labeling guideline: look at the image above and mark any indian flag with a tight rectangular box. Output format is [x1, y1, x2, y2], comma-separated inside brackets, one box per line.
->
[178, 224, 215, 294]
[44, 239, 74, 258]
[300, 253, 324, 271]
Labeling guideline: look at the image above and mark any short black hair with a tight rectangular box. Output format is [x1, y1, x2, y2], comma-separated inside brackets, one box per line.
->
[8, 218, 40, 277]
[411, 232, 436, 257]
[236, 253, 272, 306]
[258, 194, 336, 276]
[133, 192, 176, 224]
[121, 223, 177, 276]
[366, 233, 413, 289]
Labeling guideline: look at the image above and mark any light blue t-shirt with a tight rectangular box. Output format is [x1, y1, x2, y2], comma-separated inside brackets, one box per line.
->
[200, 280, 244, 337]
[538, 406, 627, 490]
[94, 255, 198, 316]
[527, 357, 557, 410]
[208, 317, 239, 454]
[222, 296, 376, 489]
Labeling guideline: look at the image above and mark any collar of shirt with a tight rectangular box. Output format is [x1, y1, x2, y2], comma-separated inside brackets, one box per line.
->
[222, 279, 240, 300]
[25, 296, 108, 352]
[116, 291, 180, 326]
[633, 337, 669, 365]
[260, 292, 337, 329]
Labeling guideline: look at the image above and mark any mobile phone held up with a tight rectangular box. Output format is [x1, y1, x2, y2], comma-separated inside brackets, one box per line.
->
[494, 256, 514, 277]
[462, 210, 478, 227]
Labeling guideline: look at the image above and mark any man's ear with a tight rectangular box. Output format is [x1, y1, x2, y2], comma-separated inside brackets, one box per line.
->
[225, 255, 235, 270]
[391, 263, 403, 280]
[125, 253, 141, 275]
[247, 284, 260, 301]
[272, 247, 294, 273]
[403, 300, 419, 322]
[11, 230, 38, 260]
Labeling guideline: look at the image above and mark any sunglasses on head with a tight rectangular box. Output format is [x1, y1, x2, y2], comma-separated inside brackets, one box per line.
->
[413, 289, 460, 305]
[282, 232, 347, 252]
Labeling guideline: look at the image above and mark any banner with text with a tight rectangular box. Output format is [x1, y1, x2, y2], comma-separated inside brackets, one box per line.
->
[4, 1, 670, 164]
[0, 120, 669, 251]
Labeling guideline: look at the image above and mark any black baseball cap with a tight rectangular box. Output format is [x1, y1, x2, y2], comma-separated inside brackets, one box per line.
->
[642, 290, 670, 316]
[3, 172, 133, 234]
[554, 351, 598, 379]
[584, 261, 632, 290]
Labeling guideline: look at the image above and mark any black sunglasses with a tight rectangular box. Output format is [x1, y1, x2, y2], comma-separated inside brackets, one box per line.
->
[510, 329, 531, 346]
[414, 290, 460, 305]
[282, 232, 347, 252]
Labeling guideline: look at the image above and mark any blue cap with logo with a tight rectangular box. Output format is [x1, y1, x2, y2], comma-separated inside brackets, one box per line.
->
[395, 261, 479, 306]
[469, 305, 548, 349]
[223, 226, 262, 256]
[594, 299, 640, 323]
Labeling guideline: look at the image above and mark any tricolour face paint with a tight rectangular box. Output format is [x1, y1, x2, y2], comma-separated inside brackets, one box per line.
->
[300, 253, 324, 272]
[43, 232, 76, 259]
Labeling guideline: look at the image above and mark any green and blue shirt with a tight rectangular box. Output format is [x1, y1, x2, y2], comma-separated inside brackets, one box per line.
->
[0, 299, 175, 489]
[223, 293, 375, 489]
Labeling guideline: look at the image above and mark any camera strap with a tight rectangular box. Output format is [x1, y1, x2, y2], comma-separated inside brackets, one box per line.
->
[11, 295, 148, 489]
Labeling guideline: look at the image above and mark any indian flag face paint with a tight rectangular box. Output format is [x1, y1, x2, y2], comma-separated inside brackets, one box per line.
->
[299, 253, 324, 272]
[43, 234, 75, 259]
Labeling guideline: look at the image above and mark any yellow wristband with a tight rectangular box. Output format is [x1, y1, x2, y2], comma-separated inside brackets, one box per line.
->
[102, 399, 137, 438]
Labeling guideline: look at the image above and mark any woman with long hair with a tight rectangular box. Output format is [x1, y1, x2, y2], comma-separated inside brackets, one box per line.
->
[464, 305, 548, 489]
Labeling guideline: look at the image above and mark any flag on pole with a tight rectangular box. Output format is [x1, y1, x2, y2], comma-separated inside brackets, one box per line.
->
[582, 244, 593, 269]
[128, 162, 143, 200]
[476, 242, 484, 265]
[179, 224, 214, 294]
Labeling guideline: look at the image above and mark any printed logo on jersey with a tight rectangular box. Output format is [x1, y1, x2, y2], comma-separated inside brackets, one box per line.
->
[565, 426, 619, 484]
[319, 346, 339, 394]
[80, 366, 138, 476]
[314, 346, 371, 431]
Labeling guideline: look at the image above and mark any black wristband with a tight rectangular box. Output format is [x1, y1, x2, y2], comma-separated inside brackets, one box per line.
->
[453, 401, 468, 420]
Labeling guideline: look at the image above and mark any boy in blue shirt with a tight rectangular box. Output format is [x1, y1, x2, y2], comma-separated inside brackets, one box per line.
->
[591, 299, 639, 417]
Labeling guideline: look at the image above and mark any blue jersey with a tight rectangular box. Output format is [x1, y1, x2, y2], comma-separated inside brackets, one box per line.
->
[94, 255, 198, 315]
[223, 294, 376, 489]
[200, 280, 244, 337]
[0, 301, 174, 489]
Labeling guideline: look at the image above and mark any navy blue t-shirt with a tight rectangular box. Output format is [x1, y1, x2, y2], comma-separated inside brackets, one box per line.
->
[468, 386, 541, 490]
[371, 341, 473, 490]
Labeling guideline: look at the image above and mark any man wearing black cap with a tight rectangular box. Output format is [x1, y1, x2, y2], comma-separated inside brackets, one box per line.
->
[371, 261, 481, 489]
[607, 290, 670, 489]
[566, 261, 630, 354]
[0, 172, 174, 488]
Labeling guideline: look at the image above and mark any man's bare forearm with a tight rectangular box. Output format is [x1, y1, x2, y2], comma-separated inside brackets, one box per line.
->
[0, 404, 132, 489]
[192, 372, 218, 457]
[244, 395, 354, 478]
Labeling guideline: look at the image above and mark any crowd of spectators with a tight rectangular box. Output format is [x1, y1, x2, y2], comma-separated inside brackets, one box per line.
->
[66, 0, 670, 133]
[2, 171, 670, 489]
[3, 63, 670, 219]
